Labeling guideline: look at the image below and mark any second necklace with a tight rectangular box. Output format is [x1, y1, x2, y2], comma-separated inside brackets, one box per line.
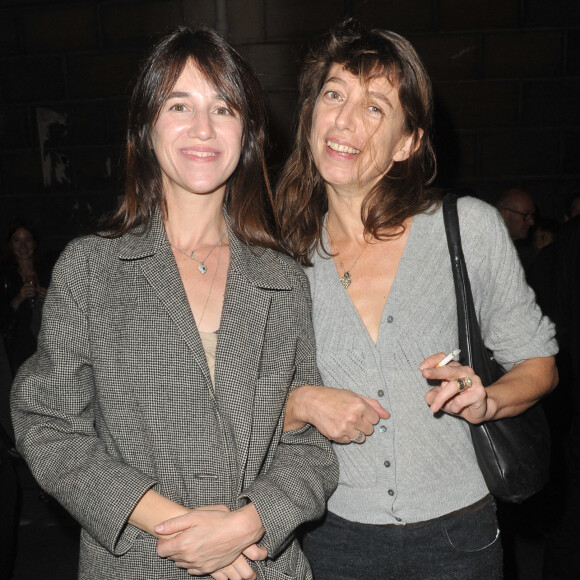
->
[170, 229, 227, 274]
[327, 226, 369, 289]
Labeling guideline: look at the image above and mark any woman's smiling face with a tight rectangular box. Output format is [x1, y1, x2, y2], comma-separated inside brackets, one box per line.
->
[152, 59, 243, 202]
[10, 227, 35, 261]
[310, 62, 415, 199]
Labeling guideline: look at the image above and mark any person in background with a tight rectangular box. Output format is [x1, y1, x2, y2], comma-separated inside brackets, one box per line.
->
[496, 187, 536, 273]
[542, 214, 580, 579]
[276, 19, 558, 579]
[11, 25, 337, 579]
[496, 187, 536, 242]
[532, 218, 559, 256]
[0, 223, 51, 374]
[529, 217, 560, 314]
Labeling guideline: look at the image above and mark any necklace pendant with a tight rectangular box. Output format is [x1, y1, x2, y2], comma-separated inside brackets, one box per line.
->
[190, 251, 195, 259]
[198, 264, 207, 274]
[340, 272, 352, 289]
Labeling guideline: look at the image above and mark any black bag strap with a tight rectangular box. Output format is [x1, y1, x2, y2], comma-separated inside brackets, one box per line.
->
[442, 193, 501, 385]
[443, 193, 475, 365]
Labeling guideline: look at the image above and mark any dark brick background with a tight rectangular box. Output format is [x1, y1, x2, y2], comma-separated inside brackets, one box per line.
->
[1, 0, 578, 257]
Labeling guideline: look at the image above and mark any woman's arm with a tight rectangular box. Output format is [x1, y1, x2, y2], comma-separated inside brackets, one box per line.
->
[422, 200, 559, 423]
[128, 489, 191, 538]
[480, 356, 557, 419]
[11, 241, 161, 555]
[284, 384, 390, 443]
[421, 353, 558, 423]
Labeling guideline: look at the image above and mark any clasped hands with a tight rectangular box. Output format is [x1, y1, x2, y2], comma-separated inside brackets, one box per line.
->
[11, 283, 47, 310]
[155, 504, 266, 580]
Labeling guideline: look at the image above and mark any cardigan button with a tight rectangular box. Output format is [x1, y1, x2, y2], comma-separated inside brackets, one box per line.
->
[386, 315, 394, 323]
[388, 489, 395, 496]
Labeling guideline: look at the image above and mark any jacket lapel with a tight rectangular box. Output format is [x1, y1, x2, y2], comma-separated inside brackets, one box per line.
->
[118, 211, 213, 388]
[214, 226, 292, 487]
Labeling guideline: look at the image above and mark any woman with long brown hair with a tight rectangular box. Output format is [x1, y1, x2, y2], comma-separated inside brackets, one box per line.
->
[277, 20, 557, 579]
[11, 25, 337, 579]
[0, 223, 51, 374]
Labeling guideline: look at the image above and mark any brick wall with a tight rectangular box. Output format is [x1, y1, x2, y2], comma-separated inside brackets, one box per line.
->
[1, 0, 578, 256]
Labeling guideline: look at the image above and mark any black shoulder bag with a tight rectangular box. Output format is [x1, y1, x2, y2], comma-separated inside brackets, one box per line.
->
[443, 192, 551, 503]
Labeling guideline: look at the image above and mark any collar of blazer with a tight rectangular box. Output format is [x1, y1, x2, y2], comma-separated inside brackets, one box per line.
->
[117, 208, 293, 292]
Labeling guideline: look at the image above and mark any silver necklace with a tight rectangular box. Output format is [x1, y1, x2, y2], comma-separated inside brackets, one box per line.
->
[326, 225, 369, 289]
[198, 243, 223, 329]
[170, 229, 227, 274]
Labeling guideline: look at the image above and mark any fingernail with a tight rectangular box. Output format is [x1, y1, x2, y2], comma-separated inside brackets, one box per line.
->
[154, 524, 164, 532]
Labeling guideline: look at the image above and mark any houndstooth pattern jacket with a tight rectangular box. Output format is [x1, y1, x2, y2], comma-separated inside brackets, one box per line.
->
[11, 210, 338, 579]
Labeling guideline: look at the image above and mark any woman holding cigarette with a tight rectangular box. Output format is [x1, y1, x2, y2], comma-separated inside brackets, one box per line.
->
[11, 26, 337, 579]
[276, 20, 558, 579]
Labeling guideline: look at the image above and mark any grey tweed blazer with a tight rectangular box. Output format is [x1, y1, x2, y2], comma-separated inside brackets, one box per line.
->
[11, 211, 338, 579]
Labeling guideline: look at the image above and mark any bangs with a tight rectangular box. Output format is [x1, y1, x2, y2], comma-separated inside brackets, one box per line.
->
[147, 32, 249, 131]
[342, 55, 401, 94]
[190, 54, 246, 118]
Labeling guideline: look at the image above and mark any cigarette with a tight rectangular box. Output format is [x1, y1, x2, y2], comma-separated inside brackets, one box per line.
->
[436, 349, 461, 367]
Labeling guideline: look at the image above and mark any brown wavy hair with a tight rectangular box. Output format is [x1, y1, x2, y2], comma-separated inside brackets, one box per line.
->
[275, 19, 441, 265]
[102, 25, 281, 252]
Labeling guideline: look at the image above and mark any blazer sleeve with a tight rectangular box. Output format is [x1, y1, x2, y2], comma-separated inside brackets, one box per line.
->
[10, 240, 157, 556]
[240, 266, 339, 558]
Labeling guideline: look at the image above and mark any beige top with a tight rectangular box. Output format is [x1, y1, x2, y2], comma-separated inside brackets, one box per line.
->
[199, 330, 218, 388]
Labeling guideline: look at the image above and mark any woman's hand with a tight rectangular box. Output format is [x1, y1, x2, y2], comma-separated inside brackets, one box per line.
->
[421, 353, 557, 422]
[210, 554, 258, 580]
[285, 384, 390, 444]
[209, 546, 269, 580]
[155, 503, 265, 576]
[36, 286, 47, 304]
[10, 283, 37, 310]
[420, 353, 489, 424]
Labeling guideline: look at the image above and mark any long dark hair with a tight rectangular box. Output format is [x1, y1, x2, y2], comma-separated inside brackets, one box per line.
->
[276, 19, 440, 265]
[103, 25, 281, 251]
[1, 222, 39, 265]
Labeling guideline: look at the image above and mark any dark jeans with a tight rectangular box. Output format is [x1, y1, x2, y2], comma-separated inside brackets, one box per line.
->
[303, 496, 502, 579]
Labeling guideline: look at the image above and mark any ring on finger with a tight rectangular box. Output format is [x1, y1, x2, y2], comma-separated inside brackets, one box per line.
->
[456, 377, 473, 393]
[351, 429, 364, 443]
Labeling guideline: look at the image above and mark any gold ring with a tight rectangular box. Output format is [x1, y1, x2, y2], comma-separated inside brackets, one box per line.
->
[351, 430, 364, 443]
[456, 377, 473, 393]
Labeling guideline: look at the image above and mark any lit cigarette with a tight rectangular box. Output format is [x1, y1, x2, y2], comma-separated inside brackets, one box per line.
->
[436, 349, 461, 367]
